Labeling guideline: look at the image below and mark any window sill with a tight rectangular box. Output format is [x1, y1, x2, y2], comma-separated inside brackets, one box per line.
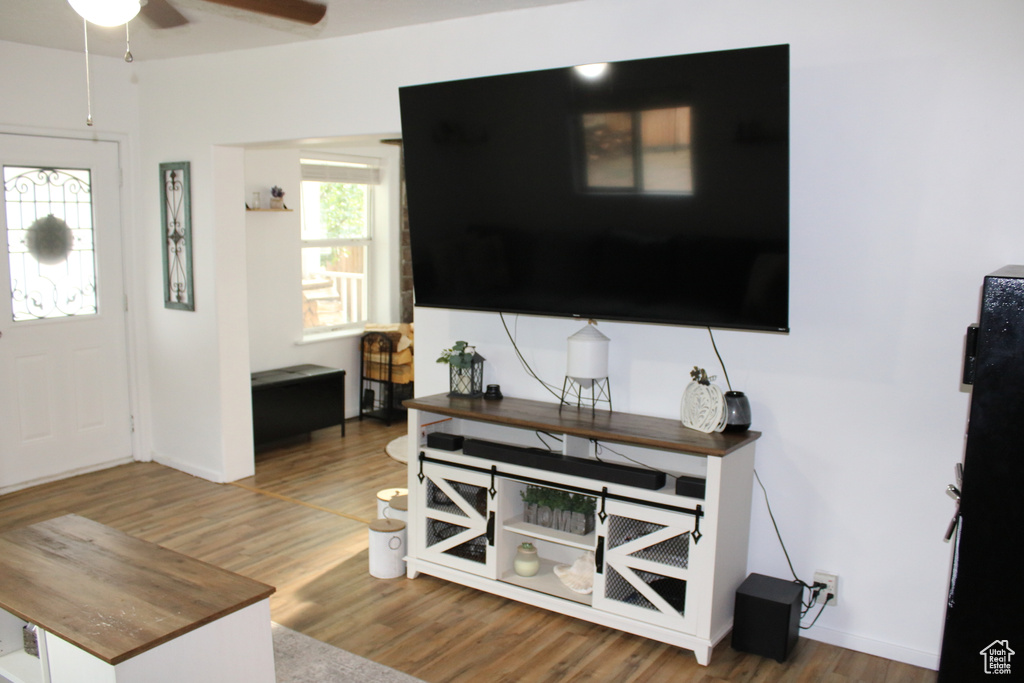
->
[297, 327, 365, 345]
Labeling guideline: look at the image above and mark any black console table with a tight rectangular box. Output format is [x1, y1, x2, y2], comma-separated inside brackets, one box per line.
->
[251, 364, 346, 446]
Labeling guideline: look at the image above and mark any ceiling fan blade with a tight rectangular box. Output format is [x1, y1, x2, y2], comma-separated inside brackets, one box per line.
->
[203, 0, 328, 25]
[140, 0, 190, 28]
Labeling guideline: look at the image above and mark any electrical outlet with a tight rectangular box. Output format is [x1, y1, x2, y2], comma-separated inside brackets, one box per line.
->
[813, 571, 838, 607]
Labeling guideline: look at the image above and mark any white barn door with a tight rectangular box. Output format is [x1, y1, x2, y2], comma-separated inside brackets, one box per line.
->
[0, 134, 132, 492]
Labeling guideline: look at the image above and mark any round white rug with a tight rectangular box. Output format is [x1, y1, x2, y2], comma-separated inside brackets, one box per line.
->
[385, 435, 408, 463]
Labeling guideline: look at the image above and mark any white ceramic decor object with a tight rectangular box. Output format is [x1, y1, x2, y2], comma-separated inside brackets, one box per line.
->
[681, 380, 727, 433]
[566, 323, 610, 388]
[554, 551, 596, 594]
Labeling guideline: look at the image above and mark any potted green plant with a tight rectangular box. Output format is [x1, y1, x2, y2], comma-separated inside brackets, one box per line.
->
[437, 341, 485, 397]
[569, 493, 597, 536]
[520, 486, 596, 536]
[270, 185, 285, 209]
[521, 486, 542, 524]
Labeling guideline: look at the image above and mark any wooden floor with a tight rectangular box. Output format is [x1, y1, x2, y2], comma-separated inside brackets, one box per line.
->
[0, 418, 937, 683]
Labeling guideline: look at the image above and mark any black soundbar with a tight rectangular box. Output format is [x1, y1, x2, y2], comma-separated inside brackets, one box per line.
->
[462, 438, 561, 469]
[461, 438, 666, 490]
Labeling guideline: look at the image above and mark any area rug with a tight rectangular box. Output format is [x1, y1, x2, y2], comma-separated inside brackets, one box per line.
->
[273, 622, 424, 683]
[385, 435, 408, 463]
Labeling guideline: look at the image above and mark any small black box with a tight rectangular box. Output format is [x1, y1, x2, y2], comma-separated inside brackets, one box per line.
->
[675, 475, 706, 499]
[732, 573, 803, 662]
[427, 433, 464, 451]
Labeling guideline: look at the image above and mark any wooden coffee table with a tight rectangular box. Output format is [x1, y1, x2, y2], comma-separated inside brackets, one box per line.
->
[0, 514, 276, 683]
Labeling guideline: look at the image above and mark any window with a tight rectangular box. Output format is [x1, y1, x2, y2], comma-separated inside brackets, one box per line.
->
[4, 165, 98, 320]
[581, 106, 693, 194]
[300, 156, 380, 335]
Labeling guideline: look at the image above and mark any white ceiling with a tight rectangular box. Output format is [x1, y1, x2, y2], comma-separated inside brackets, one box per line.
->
[0, 0, 579, 61]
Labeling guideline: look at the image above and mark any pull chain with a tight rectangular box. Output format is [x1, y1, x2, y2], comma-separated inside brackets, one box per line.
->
[82, 18, 93, 126]
[124, 22, 134, 63]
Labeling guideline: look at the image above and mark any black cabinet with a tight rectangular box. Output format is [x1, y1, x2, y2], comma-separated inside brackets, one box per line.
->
[251, 364, 345, 446]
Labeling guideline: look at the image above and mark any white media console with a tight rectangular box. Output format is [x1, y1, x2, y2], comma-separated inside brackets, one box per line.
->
[404, 394, 758, 665]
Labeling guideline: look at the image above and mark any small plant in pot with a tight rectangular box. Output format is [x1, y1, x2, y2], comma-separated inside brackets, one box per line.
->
[437, 341, 485, 397]
[520, 486, 596, 536]
[569, 492, 597, 536]
[270, 186, 285, 209]
[521, 486, 542, 525]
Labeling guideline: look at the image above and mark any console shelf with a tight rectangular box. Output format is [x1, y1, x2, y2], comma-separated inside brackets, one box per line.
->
[502, 516, 595, 550]
[404, 394, 758, 665]
[500, 560, 592, 605]
[406, 394, 758, 456]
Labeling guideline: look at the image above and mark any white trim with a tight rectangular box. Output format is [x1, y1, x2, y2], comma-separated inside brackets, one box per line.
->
[296, 326, 365, 344]
[151, 449, 228, 483]
[0, 457, 134, 496]
[300, 153, 381, 183]
[802, 625, 940, 671]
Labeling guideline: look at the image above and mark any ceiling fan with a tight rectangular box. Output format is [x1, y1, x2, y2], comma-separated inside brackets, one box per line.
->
[139, 0, 328, 28]
[67, 0, 326, 125]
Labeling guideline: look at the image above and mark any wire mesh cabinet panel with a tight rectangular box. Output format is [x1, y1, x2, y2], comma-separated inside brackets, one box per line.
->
[592, 500, 703, 634]
[415, 462, 497, 578]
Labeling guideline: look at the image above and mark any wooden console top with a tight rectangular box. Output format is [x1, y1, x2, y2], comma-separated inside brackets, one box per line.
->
[404, 394, 760, 457]
[0, 515, 275, 665]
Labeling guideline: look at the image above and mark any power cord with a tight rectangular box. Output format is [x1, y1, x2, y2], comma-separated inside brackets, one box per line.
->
[753, 469, 831, 628]
[594, 444, 834, 625]
[534, 430, 562, 451]
[500, 312, 564, 401]
[591, 439, 668, 473]
[707, 327, 733, 392]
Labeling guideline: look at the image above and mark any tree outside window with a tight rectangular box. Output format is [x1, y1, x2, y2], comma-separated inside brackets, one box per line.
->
[300, 157, 379, 334]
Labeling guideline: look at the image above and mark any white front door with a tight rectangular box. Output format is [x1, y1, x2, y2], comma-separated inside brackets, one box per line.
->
[0, 134, 132, 491]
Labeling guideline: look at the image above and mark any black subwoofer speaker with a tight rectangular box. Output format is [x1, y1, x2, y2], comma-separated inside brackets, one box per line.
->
[732, 573, 803, 662]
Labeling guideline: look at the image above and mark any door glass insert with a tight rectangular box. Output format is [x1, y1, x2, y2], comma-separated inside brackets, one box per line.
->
[4, 166, 97, 320]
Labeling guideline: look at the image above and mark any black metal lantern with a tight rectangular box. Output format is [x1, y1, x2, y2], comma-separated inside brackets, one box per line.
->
[449, 351, 485, 398]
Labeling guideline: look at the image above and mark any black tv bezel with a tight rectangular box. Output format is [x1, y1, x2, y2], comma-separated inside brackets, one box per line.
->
[400, 44, 790, 333]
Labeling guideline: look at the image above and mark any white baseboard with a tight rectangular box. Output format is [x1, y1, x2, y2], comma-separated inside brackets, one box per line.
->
[802, 625, 940, 671]
[0, 457, 134, 496]
[151, 451, 226, 483]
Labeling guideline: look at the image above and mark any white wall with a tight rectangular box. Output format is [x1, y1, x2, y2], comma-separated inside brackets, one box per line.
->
[245, 148, 306, 370]
[4, 0, 1020, 668]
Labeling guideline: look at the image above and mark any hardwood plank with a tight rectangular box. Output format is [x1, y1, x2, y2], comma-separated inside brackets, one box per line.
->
[0, 417, 936, 683]
[405, 394, 760, 456]
[0, 514, 273, 664]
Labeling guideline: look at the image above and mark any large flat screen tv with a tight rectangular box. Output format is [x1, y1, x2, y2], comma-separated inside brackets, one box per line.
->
[399, 44, 789, 332]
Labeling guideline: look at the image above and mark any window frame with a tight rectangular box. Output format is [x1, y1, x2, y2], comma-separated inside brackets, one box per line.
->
[299, 153, 381, 338]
